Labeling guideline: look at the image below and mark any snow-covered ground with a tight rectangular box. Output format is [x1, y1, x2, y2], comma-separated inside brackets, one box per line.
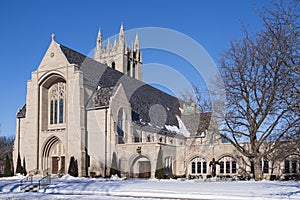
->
[0, 175, 299, 199]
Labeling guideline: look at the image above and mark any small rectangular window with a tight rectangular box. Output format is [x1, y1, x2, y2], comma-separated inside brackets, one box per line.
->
[232, 161, 237, 174]
[54, 100, 58, 124]
[191, 162, 196, 174]
[251, 161, 254, 174]
[197, 162, 201, 173]
[284, 160, 290, 174]
[127, 60, 131, 75]
[50, 100, 54, 124]
[292, 161, 297, 173]
[263, 161, 269, 174]
[134, 136, 140, 143]
[59, 99, 64, 123]
[220, 161, 224, 174]
[133, 63, 136, 78]
[226, 161, 230, 173]
[203, 162, 207, 174]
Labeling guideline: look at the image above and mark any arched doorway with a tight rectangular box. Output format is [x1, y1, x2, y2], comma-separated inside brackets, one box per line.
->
[42, 136, 65, 174]
[130, 155, 151, 178]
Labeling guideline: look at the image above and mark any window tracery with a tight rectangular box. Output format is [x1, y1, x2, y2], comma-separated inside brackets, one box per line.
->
[49, 82, 65, 124]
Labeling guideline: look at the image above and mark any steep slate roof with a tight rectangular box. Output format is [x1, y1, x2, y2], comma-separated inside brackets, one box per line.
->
[181, 112, 212, 136]
[16, 42, 211, 138]
[17, 104, 26, 119]
[59, 43, 181, 128]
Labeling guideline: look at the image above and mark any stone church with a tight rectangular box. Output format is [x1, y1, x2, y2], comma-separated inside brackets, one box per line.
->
[14, 25, 299, 179]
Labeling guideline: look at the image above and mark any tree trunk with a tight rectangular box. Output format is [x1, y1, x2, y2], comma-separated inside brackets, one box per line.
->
[253, 157, 263, 181]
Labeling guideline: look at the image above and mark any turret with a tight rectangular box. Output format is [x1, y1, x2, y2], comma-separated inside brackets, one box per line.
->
[134, 33, 140, 61]
[93, 24, 142, 81]
[119, 24, 125, 46]
[94, 28, 102, 62]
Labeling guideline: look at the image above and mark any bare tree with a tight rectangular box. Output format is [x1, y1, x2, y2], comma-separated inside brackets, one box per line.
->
[180, 85, 211, 113]
[218, 0, 299, 181]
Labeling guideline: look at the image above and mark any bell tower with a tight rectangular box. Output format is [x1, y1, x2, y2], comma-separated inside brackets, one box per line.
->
[94, 24, 142, 80]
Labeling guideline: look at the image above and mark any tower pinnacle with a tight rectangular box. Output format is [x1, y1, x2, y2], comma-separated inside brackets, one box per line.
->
[97, 28, 102, 49]
[134, 32, 140, 50]
[119, 23, 125, 44]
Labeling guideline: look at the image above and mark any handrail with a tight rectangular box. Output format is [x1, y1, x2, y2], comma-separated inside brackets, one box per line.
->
[38, 173, 51, 189]
[20, 175, 33, 191]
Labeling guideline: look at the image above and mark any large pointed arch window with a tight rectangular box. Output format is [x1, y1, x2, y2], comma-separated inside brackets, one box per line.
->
[49, 82, 65, 124]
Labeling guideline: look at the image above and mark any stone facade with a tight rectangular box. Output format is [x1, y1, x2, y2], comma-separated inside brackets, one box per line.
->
[14, 25, 299, 180]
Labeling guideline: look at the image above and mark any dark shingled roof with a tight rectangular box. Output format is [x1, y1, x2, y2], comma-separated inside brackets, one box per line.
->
[60, 44, 86, 66]
[59, 43, 181, 127]
[17, 104, 26, 118]
[181, 112, 211, 136]
[16, 42, 182, 134]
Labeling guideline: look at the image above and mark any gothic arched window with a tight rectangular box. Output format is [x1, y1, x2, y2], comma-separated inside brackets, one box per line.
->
[49, 82, 65, 124]
[164, 156, 173, 176]
[112, 62, 116, 70]
[117, 108, 124, 144]
[218, 156, 238, 175]
[127, 60, 131, 75]
[190, 157, 207, 175]
[132, 63, 136, 78]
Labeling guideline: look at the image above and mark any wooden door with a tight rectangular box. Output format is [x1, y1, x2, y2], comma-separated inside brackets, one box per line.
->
[60, 156, 65, 174]
[52, 157, 58, 174]
[139, 161, 151, 178]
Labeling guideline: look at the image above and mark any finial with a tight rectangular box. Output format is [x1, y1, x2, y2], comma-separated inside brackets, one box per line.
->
[51, 33, 55, 41]
[107, 38, 111, 49]
[119, 23, 124, 35]
[113, 38, 117, 47]
[134, 32, 140, 51]
[98, 28, 102, 36]
[135, 32, 139, 41]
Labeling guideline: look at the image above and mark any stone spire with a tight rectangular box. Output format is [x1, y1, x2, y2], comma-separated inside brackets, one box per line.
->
[134, 32, 140, 51]
[97, 28, 102, 49]
[119, 23, 125, 44]
[107, 38, 112, 49]
[113, 38, 117, 48]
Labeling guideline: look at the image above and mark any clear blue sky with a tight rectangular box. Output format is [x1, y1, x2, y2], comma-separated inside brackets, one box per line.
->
[0, 0, 271, 137]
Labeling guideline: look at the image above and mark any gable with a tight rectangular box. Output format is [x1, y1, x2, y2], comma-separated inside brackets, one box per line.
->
[37, 40, 71, 71]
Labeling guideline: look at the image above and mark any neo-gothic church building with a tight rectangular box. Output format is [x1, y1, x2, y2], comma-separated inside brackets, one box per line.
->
[14, 25, 299, 179]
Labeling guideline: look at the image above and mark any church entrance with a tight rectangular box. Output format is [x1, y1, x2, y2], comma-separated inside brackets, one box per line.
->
[52, 157, 58, 174]
[42, 136, 65, 175]
[138, 161, 151, 178]
[51, 156, 65, 174]
[130, 155, 152, 178]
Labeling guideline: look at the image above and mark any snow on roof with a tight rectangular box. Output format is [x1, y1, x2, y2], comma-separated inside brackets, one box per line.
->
[164, 124, 180, 133]
[176, 115, 190, 137]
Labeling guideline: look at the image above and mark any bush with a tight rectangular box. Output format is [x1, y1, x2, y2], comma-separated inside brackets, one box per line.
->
[172, 174, 186, 179]
[4, 155, 13, 177]
[269, 174, 276, 181]
[155, 148, 164, 179]
[284, 174, 300, 181]
[23, 157, 27, 176]
[68, 156, 78, 177]
[110, 152, 120, 177]
[16, 153, 23, 174]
